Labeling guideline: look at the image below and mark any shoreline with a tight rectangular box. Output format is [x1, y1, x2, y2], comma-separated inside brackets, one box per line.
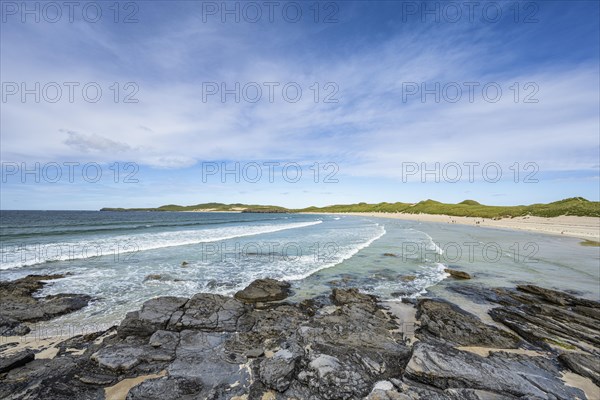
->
[304, 212, 600, 241]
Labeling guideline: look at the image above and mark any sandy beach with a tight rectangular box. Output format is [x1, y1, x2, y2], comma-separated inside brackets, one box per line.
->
[307, 213, 600, 241]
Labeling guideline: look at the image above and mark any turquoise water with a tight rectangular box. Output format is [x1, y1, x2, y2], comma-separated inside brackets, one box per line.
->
[1, 211, 598, 330]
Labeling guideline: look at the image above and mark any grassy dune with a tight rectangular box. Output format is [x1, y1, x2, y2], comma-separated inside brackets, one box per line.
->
[102, 197, 599, 218]
[300, 197, 599, 218]
[100, 203, 288, 213]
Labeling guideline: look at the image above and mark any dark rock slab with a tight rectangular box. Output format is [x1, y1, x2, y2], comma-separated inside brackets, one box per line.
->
[517, 285, 600, 308]
[0, 356, 103, 400]
[405, 342, 585, 399]
[234, 278, 291, 303]
[331, 287, 378, 307]
[367, 381, 518, 400]
[446, 285, 521, 306]
[174, 293, 252, 332]
[296, 291, 412, 399]
[118, 296, 188, 338]
[558, 352, 600, 386]
[91, 344, 146, 372]
[259, 347, 302, 392]
[0, 274, 91, 327]
[0, 315, 30, 336]
[298, 353, 370, 400]
[126, 376, 203, 400]
[489, 305, 599, 353]
[416, 299, 521, 348]
[0, 349, 35, 373]
[168, 330, 251, 398]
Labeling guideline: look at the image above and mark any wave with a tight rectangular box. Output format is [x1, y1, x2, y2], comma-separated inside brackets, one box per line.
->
[0, 220, 323, 270]
[281, 223, 387, 281]
[1, 216, 288, 239]
[370, 262, 449, 301]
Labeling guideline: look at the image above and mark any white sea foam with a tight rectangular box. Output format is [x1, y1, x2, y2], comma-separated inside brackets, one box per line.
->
[373, 262, 449, 301]
[0, 220, 323, 270]
[281, 223, 387, 281]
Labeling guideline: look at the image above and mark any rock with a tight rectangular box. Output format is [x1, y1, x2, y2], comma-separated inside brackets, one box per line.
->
[298, 353, 372, 400]
[489, 304, 598, 353]
[127, 376, 203, 400]
[444, 269, 471, 279]
[297, 291, 412, 399]
[3, 282, 597, 400]
[38, 293, 92, 318]
[400, 275, 417, 282]
[259, 348, 300, 391]
[330, 288, 377, 306]
[0, 274, 65, 299]
[77, 374, 116, 385]
[517, 285, 600, 308]
[0, 274, 91, 324]
[558, 352, 600, 386]
[176, 293, 252, 332]
[144, 274, 163, 282]
[0, 315, 30, 336]
[0, 350, 35, 373]
[167, 330, 251, 398]
[245, 348, 264, 358]
[118, 296, 188, 338]
[148, 330, 179, 349]
[446, 284, 521, 306]
[444, 388, 518, 399]
[0, 355, 103, 400]
[234, 279, 291, 303]
[181, 261, 189, 266]
[416, 299, 521, 348]
[405, 342, 585, 399]
[91, 344, 145, 371]
[383, 253, 398, 257]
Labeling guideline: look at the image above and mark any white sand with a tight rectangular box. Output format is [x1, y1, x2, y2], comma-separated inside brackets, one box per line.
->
[104, 371, 166, 400]
[561, 371, 600, 400]
[307, 213, 600, 241]
[457, 346, 547, 358]
[0, 336, 63, 358]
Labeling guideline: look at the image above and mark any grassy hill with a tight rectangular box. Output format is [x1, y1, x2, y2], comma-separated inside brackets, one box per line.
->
[100, 203, 289, 213]
[101, 198, 599, 218]
[298, 197, 599, 218]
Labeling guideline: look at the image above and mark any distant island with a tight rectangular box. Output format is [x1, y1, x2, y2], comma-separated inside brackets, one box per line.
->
[101, 197, 599, 218]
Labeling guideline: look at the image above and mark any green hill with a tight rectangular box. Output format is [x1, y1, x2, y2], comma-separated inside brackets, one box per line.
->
[101, 198, 599, 218]
[297, 197, 599, 218]
[100, 203, 289, 213]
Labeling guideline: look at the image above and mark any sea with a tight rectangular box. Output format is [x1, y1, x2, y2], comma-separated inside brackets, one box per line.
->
[1, 210, 598, 332]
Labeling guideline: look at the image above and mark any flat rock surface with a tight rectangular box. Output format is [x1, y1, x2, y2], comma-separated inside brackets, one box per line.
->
[0, 350, 35, 374]
[416, 299, 521, 348]
[405, 342, 585, 399]
[0, 275, 92, 335]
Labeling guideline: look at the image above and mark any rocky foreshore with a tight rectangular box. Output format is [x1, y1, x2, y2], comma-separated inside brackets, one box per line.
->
[0, 277, 598, 399]
[0, 274, 91, 336]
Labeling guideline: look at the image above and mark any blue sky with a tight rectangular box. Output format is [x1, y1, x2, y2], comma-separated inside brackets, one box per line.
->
[1, 0, 599, 209]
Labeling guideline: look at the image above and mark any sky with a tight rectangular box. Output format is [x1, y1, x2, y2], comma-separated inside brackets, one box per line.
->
[1, 0, 599, 210]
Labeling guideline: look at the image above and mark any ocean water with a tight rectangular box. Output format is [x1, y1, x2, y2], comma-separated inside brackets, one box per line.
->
[1, 211, 598, 331]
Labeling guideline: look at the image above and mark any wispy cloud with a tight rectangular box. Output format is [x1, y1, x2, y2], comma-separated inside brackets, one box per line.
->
[1, 1, 598, 208]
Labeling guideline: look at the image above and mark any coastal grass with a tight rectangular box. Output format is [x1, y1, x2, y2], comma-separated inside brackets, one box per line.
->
[299, 197, 600, 218]
[101, 203, 288, 213]
[542, 338, 578, 350]
[101, 197, 600, 218]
